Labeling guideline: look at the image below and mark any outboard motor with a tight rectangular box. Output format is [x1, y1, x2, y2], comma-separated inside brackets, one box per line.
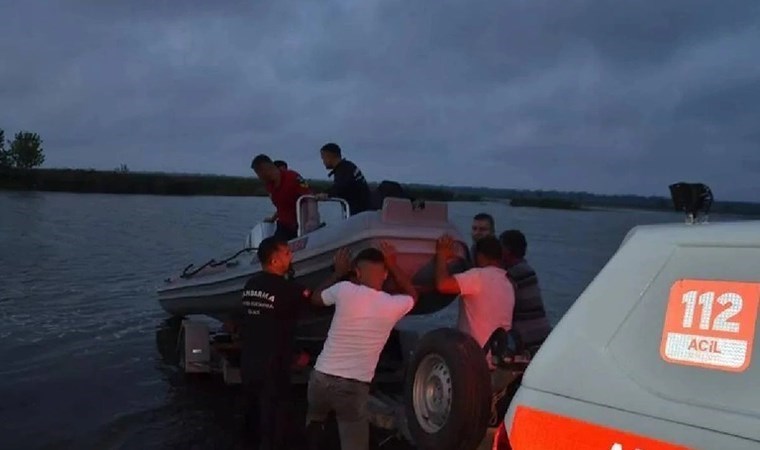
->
[370, 180, 414, 210]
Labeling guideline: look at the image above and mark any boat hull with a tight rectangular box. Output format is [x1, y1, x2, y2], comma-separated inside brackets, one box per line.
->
[157, 199, 470, 327]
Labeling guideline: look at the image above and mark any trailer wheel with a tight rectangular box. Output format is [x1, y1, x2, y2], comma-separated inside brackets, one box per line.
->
[404, 328, 491, 450]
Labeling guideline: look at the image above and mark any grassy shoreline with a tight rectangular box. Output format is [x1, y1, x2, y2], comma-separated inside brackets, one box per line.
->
[2, 168, 759, 215]
[0, 168, 479, 202]
[509, 197, 582, 210]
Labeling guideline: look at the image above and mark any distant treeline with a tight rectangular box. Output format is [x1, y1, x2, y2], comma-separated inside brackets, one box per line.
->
[2, 168, 758, 215]
[509, 197, 582, 210]
[0, 168, 479, 202]
[436, 185, 760, 216]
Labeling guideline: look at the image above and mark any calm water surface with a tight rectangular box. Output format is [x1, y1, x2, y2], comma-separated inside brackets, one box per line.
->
[0, 191, 727, 449]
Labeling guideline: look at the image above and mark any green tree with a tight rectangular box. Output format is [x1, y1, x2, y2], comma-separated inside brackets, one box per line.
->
[8, 131, 45, 169]
[0, 129, 10, 168]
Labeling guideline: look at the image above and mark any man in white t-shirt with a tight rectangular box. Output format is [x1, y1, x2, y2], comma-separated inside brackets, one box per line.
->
[306, 242, 418, 450]
[434, 234, 515, 349]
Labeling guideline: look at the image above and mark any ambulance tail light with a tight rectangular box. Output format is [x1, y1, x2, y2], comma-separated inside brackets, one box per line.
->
[492, 420, 512, 450]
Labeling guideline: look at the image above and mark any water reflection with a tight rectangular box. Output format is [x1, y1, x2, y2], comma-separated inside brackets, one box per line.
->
[0, 192, 701, 449]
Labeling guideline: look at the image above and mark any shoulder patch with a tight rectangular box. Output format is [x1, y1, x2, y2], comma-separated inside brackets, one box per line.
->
[296, 174, 310, 187]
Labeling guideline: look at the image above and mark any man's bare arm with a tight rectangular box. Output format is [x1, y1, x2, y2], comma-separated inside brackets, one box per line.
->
[435, 253, 460, 294]
[311, 247, 352, 306]
[379, 241, 418, 303]
[388, 261, 419, 303]
[435, 235, 461, 295]
[311, 271, 345, 307]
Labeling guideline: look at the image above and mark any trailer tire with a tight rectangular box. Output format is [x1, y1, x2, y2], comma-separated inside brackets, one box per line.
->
[404, 327, 491, 450]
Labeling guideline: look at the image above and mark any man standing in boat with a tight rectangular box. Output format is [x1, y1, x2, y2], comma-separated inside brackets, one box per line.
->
[239, 236, 311, 450]
[315, 142, 372, 215]
[434, 234, 515, 350]
[305, 242, 418, 450]
[251, 154, 313, 241]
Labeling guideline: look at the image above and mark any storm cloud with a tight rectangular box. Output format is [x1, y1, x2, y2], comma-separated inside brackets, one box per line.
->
[1, 0, 758, 200]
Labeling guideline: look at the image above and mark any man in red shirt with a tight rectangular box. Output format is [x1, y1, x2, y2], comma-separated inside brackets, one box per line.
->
[251, 154, 313, 241]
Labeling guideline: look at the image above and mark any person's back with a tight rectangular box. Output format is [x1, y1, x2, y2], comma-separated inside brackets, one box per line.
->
[307, 244, 417, 450]
[251, 154, 312, 240]
[435, 235, 515, 348]
[508, 260, 547, 322]
[454, 265, 515, 348]
[314, 281, 413, 382]
[273, 168, 313, 227]
[501, 229, 552, 346]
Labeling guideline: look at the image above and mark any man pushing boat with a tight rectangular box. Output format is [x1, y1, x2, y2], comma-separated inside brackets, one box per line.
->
[305, 242, 418, 450]
[434, 234, 515, 351]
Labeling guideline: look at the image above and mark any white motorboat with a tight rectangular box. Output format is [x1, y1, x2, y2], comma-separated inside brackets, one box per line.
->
[157, 196, 470, 334]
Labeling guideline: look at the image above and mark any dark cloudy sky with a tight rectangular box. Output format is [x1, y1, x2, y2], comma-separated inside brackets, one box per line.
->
[1, 1, 758, 200]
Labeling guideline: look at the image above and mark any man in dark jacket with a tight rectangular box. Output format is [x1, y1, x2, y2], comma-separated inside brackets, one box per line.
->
[316, 142, 371, 215]
[240, 236, 311, 449]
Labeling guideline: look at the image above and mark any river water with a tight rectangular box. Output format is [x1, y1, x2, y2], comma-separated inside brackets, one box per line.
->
[0, 191, 734, 449]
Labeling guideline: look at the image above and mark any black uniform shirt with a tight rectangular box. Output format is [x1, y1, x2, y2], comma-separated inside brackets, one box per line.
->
[239, 271, 310, 383]
[327, 159, 371, 215]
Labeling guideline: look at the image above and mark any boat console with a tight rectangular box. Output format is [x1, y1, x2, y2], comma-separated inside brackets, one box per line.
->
[244, 195, 351, 249]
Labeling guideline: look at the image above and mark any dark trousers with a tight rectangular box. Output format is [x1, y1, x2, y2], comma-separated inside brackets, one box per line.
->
[243, 377, 293, 450]
[306, 370, 370, 450]
[274, 222, 297, 241]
